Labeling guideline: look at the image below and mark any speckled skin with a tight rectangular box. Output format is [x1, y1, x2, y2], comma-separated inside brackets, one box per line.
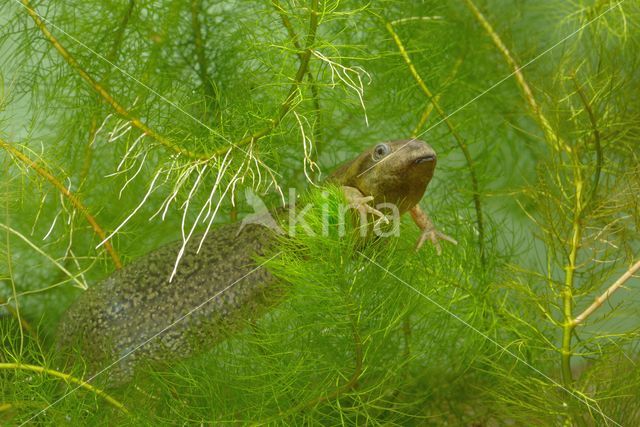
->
[56, 139, 438, 385]
[328, 139, 437, 214]
[57, 222, 278, 384]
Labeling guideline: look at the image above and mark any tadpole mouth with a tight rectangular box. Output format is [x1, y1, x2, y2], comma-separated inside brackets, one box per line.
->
[413, 154, 436, 164]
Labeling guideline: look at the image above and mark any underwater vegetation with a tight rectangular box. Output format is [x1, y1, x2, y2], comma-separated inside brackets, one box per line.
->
[0, 0, 639, 425]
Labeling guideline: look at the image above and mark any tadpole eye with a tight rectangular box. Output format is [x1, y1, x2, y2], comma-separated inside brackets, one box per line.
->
[372, 143, 390, 160]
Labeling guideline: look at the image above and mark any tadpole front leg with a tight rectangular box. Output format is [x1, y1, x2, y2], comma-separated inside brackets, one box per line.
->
[409, 205, 457, 254]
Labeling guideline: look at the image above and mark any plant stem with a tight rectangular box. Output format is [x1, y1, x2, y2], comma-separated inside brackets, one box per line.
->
[402, 316, 412, 359]
[107, 0, 136, 65]
[3, 207, 23, 354]
[80, 115, 98, 187]
[20, 0, 205, 160]
[561, 291, 575, 386]
[0, 223, 86, 289]
[412, 57, 463, 137]
[572, 258, 640, 326]
[463, 0, 569, 152]
[561, 154, 585, 386]
[215, 0, 319, 156]
[81, 0, 136, 184]
[0, 138, 122, 269]
[572, 75, 602, 212]
[461, 0, 591, 387]
[191, 0, 220, 124]
[0, 297, 36, 337]
[385, 21, 486, 265]
[0, 363, 129, 414]
[272, 0, 322, 145]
